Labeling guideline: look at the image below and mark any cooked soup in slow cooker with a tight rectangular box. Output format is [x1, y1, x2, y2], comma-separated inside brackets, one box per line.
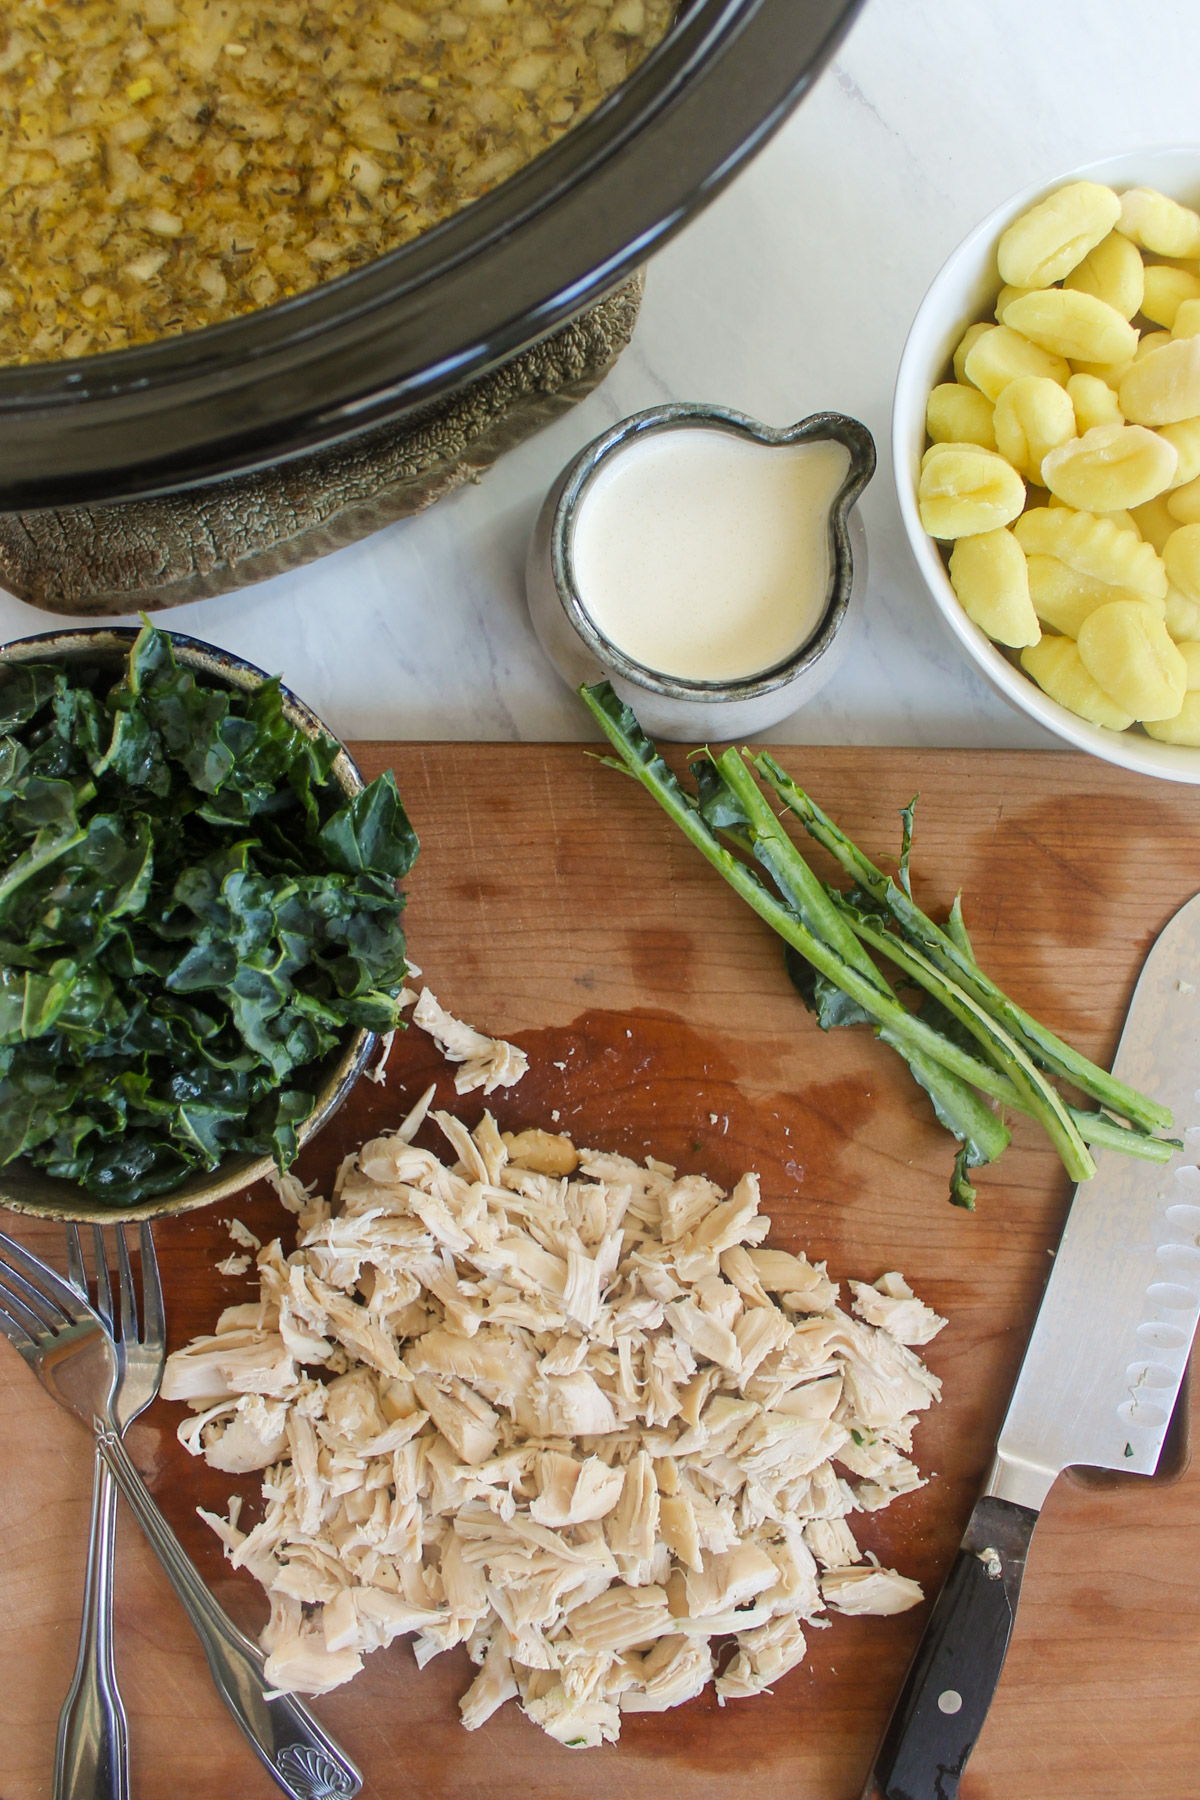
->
[0, 0, 672, 365]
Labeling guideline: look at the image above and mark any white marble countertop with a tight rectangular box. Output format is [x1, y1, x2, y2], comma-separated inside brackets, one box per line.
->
[3, 0, 1198, 748]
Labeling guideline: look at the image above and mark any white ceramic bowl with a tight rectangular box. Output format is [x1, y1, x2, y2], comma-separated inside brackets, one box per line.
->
[894, 145, 1200, 784]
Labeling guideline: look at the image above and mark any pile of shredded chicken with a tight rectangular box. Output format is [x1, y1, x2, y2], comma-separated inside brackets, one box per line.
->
[164, 1103, 946, 1747]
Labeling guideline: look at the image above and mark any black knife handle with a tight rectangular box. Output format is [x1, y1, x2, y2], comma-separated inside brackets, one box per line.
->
[864, 1494, 1039, 1800]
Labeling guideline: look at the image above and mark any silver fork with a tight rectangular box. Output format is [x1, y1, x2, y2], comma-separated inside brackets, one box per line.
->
[55, 1225, 164, 1800]
[0, 1228, 362, 1800]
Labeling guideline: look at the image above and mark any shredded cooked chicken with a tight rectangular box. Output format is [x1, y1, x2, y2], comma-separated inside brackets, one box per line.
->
[411, 987, 529, 1095]
[165, 1107, 945, 1746]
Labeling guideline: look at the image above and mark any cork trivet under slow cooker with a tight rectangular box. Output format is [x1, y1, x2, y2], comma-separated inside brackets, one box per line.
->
[0, 275, 643, 617]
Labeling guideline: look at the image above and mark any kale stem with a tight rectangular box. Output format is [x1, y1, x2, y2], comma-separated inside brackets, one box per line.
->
[755, 753, 1172, 1133]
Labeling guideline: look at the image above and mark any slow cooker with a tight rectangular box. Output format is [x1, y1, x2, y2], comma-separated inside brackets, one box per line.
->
[0, 0, 863, 513]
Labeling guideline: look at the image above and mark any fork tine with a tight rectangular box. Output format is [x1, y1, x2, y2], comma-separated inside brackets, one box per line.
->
[65, 1225, 86, 1298]
[115, 1225, 138, 1344]
[0, 1228, 89, 1320]
[92, 1226, 114, 1332]
[138, 1224, 164, 1352]
[0, 1300, 36, 1354]
[0, 1274, 61, 1341]
[0, 1261, 72, 1332]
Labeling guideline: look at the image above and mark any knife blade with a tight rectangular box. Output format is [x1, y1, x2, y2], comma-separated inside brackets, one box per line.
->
[865, 889, 1200, 1800]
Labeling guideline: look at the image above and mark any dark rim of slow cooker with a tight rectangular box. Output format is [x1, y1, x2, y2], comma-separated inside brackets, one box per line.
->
[0, 0, 863, 512]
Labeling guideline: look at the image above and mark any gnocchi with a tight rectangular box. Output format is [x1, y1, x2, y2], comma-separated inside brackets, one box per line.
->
[926, 383, 997, 450]
[1069, 354, 1134, 391]
[921, 177, 1200, 744]
[1141, 265, 1200, 330]
[953, 321, 993, 386]
[1119, 337, 1200, 426]
[1003, 289, 1137, 365]
[1040, 422, 1178, 513]
[963, 325, 1070, 401]
[1020, 635, 1135, 730]
[1167, 475, 1200, 525]
[1144, 643, 1200, 744]
[1117, 187, 1200, 259]
[1131, 492, 1179, 552]
[993, 377, 1076, 482]
[919, 444, 1026, 539]
[1144, 695, 1200, 745]
[948, 530, 1040, 646]
[997, 181, 1121, 287]
[1134, 330, 1172, 361]
[1166, 584, 1200, 640]
[1062, 230, 1144, 320]
[1025, 553, 1159, 638]
[1164, 523, 1200, 601]
[1076, 600, 1187, 720]
[1066, 372, 1123, 434]
[1013, 506, 1167, 600]
[1158, 417, 1200, 488]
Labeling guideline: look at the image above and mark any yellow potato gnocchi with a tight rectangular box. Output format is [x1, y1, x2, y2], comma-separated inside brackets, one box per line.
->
[1144, 694, 1200, 745]
[919, 444, 1026, 539]
[953, 322, 993, 386]
[1158, 418, 1200, 487]
[1117, 187, 1200, 259]
[1132, 492, 1179, 552]
[1026, 553, 1159, 638]
[1013, 506, 1168, 600]
[1166, 584, 1200, 639]
[948, 529, 1040, 646]
[1040, 423, 1178, 513]
[1066, 372, 1123, 433]
[1020, 635, 1135, 730]
[1046, 495, 1138, 534]
[1062, 229, 1144, 319]
[1167, 475, 1200, 525]
[1120, 336, 1200, 426]
[1076, 599, 1187, 719]
[1164, 523, 1200, 600]
[922, 177, 1200, 750]
[1003, 289, 1137, 365]
[1070, 355, 1134, 391]
[993, 376, 1076, 482]
[995, 285, 1036, 323]
[997, 181, 1122, 288]
[963, 325, 1070, 401]
[926, 383, 997, 450]
[1141, 265, 1200, 330]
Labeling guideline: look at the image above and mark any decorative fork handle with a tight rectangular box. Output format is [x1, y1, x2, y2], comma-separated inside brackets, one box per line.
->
[54, 1447, 128, 1800]
[96, 1427, 362, 1800]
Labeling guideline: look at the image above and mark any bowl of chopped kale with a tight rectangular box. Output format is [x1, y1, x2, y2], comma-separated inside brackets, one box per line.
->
[0, 623, 418, 1220]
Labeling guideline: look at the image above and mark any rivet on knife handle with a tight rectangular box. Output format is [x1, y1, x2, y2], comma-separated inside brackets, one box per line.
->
[866, 1495, 1038, 1800]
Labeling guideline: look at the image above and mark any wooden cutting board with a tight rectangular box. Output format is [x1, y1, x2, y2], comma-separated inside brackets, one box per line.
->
[3, 743, 1200, 1800]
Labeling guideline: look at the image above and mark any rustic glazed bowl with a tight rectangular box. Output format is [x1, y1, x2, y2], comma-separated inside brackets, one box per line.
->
[894, 144, 1200, 785]
[0, 628, 375, 1222]
[526, 403, 876, 741]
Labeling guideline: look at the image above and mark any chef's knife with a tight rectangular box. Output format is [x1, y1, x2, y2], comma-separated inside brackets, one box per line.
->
[864, 890, 1200, 1800]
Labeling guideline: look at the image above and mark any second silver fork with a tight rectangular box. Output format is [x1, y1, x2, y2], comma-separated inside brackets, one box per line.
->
[55, 1223, 163, 1800]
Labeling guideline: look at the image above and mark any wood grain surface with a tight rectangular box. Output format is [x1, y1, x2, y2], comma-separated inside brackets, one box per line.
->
[3, 743, 1199, 1800]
